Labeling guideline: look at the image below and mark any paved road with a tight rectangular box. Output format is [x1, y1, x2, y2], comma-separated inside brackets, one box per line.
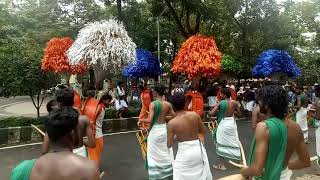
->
[1, 121, 319, 179]
[0, 96, 30, 107]
[0, 96, 53, 118]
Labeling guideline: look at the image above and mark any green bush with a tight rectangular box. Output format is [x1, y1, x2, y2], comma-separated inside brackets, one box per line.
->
[0, 107, 141, 128]
[104, 107, 118, 119]
[0, 116, 47, 128]
[129, 100, 142, 109]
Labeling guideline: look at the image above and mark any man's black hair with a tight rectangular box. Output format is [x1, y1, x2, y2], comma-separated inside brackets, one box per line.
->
[46, 99, 58, 113]
[153, 83, 166, 96]
[46, 107, 79, 142]
[56, 88, 74, 107]
[256, 85, 288, 119]
[222, 88, 231, 98]
[170, 93, 186, 111]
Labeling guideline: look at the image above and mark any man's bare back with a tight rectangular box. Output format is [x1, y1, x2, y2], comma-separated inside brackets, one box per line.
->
[168, 111, 205, 142]
[143, 100, 175, 125]
[284, 119, 310, 169]
[30, 152, 99, 180]
[224, 99, 240, 117]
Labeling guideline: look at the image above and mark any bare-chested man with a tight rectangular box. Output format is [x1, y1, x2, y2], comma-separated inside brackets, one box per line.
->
[42, 88, 95, 158]
[241, 85, 310, 179]
[167, 93, 212, 180]
[139, 83, 176, 180]
[11, 108, 100, 180]
[208, 87, 241, 170]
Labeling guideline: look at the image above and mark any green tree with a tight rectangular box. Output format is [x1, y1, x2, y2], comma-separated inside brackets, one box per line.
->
[0, 7, 59, 117]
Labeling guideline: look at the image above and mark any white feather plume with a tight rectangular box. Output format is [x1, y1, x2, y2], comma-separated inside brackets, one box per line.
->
[67, 19, 136, 72]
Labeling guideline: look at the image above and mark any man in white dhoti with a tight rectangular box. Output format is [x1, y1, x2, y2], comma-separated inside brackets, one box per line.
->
[209, 87, 241, 170]
[116, 81, 128, 118]
[167, 93, 212, 180]
[139, 83, 176, 180]
[294, 88, 309, 143]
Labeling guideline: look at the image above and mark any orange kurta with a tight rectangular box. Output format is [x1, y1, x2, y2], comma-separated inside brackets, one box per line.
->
[138, 89, 152, 129]
[87, 137, 104, 165]
[185, 91, 204, 117]
[82, 97, 104, 165]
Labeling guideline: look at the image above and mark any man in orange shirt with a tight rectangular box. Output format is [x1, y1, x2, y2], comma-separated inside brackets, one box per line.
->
[138, 85, 153, 129]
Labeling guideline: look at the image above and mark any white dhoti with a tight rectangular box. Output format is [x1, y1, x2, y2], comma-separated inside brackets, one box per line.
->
[173, 140, 212, 180]
[73, 145, 88, 158]
[252, 168, 292, 180]
[280, 167, 292, 180]
[216, 117, 241, 160]
[147, 124, 174, 179]
[316, 120, 320, 157]
[115, 99, 128, 110]
[296, 108, 308, 141]
[246, 101, 255, 112]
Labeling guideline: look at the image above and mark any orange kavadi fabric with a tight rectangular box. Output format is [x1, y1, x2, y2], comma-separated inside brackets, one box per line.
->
[171, 35, 222, 80]
[41, 37, 87, 74]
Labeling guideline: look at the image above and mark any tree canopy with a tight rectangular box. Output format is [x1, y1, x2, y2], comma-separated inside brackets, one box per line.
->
[0, 0, 319, 85]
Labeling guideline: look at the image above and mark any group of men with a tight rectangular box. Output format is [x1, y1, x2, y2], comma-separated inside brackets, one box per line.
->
[139, 83, 312, 180]
[9, 82, 317, 180]
[11, 88, 105, 180]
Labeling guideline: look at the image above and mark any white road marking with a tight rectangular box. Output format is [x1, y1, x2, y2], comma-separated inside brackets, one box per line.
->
[0, 142, 42, 150]
[0, 101, 28, 109]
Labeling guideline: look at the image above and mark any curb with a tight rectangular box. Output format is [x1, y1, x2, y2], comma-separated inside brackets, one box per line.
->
[0, 101, 29, 109]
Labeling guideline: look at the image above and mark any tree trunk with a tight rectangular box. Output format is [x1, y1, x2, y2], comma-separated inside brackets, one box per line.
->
[117, 0, 122, 21]
[36, 107, 40, 118]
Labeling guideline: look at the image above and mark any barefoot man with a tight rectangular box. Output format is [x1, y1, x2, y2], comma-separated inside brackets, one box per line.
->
[167, 93, 212, 180]
[241, 85, 310, 179]
[11, 108, 100, 180]
[42, 88, 95, 158]
[139, 83, 176, 180]
[208, 87, 241, 170]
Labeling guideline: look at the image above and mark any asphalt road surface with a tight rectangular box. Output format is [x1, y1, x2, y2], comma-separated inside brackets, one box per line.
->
[1, 121, 319, 179]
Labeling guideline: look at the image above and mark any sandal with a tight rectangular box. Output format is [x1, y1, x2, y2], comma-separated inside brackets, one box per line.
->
[212, 164, 227, 171]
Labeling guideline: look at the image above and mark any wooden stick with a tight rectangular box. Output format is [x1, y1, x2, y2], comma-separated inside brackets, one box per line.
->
[31, 124, 45, 137]
[239, 142, 247, 166]
[229, 141, 247, 169]
[99, 171, 105, 179]
[229, 160, 246, 168]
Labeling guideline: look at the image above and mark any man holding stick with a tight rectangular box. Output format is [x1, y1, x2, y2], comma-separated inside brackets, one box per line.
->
[241, 85, 310, 180]
[139, 83, 176, 180]
[42, 88, 95, 158]
[167, 93, 212, 180]
[11, 108, 100, 180]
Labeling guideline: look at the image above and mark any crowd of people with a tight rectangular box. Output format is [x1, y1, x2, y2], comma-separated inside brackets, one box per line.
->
[9, 79, 320, 180]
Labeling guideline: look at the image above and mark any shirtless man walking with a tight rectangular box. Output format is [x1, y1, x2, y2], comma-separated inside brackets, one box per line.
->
[167, 93, 212, 180]
[241, 85, 310, 179]
[11, 108, 100, 180]
[209, 87, 241, 170]
[139, 83, 176, 180]
[42, 88, 95, 158]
